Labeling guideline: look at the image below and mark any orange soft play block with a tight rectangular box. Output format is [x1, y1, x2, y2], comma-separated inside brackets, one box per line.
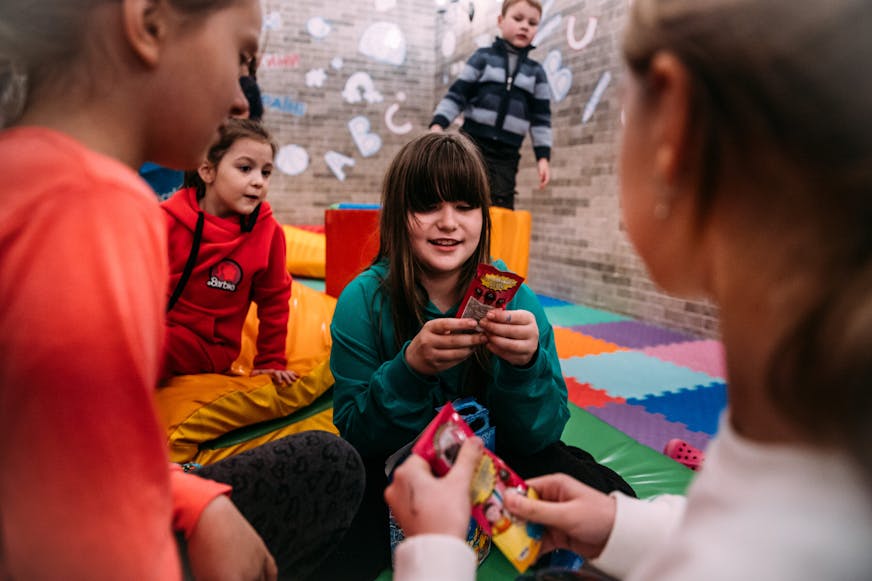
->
[489, 206, 531, 279]
[323, 206, 533, 297]
[324, 209, 381, 298]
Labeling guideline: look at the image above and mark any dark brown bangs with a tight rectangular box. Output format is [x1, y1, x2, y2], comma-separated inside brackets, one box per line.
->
[406, 136, 490, 213]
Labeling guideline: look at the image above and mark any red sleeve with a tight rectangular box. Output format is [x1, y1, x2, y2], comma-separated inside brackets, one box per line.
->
[169, 464, 232, 539]
[0, 176, 180, 579]
[252, 221, 292, 370]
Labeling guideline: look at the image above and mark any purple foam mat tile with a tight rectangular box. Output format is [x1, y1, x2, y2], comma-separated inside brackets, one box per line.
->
[642, 340, 727, 380]
[585, 402, 713, 453]
[571, 320, 696, 349]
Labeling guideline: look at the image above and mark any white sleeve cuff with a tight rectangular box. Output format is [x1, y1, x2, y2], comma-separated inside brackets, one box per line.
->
[592, 493, 686, 579]
[393, 534, 477, 581]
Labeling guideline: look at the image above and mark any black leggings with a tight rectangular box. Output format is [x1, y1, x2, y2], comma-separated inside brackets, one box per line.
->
[316, 440, 635, 580]
[191, 431, 365, 580]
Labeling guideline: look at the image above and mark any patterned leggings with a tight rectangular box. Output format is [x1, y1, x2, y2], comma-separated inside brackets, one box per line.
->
[191, 431, 365, 580]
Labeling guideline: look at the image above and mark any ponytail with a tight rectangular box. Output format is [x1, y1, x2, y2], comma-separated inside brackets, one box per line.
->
[770, 259, 872, 490]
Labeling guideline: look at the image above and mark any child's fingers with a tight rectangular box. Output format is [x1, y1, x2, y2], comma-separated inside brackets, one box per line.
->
[444, 438, 484, 488]
[391, 454, 433, 486]
[486, 309, 533, 324]
[521, 473, 588, 500]
[427, 317, 479, 335]
[502, 488, 572, 530]
[481, 310, 536, 334]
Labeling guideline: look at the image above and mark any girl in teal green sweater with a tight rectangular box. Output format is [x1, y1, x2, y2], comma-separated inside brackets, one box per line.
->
[324, 133, 631, 577]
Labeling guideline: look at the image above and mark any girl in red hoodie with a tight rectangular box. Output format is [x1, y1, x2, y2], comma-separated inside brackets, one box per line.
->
[162, 118, 297, 386]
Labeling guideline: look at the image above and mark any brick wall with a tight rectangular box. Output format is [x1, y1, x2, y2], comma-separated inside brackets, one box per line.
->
[259, 0, 720, 339]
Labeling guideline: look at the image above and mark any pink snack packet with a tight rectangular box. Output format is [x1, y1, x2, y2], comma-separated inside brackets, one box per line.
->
[411, 403, 543, 573]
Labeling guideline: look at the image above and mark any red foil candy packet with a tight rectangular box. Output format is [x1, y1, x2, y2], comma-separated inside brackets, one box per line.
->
[411, 403, 543, 572]
[456, 263, 524, 323]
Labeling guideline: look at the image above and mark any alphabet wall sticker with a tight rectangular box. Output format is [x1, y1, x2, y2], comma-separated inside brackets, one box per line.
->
[541, 0, 555, 20]
[306, 68, 327, 88]
[264, 11, 282, 30]
[566, 16, 597, 50]
[260, 53, 301, 70]
[342, 72, 384, 105]
[306, 16, 331, 39]
[532, 13, 562, 47]
[275, 144, 310, 176]
[325, 151, 356, 181]
[384, 92, 413, 135]
[359, 22, 407, 66]
[262, 93, 307, 117]
[543, 50, 572, 103]
[348, 116, 383, 157]
[582, 71, 612, 123]
[442, 30, 457, 59]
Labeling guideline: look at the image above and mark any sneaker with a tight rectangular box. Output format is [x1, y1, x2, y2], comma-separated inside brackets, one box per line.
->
[663, 439, 704, 470]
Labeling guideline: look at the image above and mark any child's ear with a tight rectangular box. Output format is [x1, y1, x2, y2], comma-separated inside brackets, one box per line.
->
[122, 0, 168, 67]
[198, 162, 216, 185]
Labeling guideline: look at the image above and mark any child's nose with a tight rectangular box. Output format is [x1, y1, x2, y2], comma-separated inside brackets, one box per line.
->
[229, 80, 251, 119]
[436, 206, 458, 229]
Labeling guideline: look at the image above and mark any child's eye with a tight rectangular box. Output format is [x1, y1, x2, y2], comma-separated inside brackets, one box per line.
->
[456, 203, 475, 212]
[262, 169, 272, 178]
[239, 165, 252, 172]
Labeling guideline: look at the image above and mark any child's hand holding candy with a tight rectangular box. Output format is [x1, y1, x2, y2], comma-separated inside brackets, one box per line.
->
[478, 309, 539, 367]
[405, 318, 488, 376]
[385, 437, 485, 538]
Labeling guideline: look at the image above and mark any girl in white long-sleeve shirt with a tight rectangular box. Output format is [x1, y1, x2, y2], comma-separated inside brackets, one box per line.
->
[385, 0, 872, 579]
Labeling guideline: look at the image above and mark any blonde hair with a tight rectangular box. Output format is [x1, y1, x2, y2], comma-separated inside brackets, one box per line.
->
[501, 0, 542, 17]
[0, 0, 238, 125]
[624, 0, 872, 488]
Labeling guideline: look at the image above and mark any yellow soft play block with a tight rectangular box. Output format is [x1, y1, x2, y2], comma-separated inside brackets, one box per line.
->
[190, 408, 337, 465]
[283, 224, 325, 279]
[155, 360, 336, 464]
[231, 280, 336, 378]
[489, 207, 531, 279]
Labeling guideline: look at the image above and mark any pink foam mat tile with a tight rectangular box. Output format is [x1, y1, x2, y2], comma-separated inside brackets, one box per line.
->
[642, 340, 727, 380]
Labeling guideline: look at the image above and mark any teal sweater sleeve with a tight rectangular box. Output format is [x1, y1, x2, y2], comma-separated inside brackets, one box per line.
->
[331, 271, 445, 458]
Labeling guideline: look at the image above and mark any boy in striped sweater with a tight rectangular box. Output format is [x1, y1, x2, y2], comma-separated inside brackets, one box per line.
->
[430, 0, 551, 210]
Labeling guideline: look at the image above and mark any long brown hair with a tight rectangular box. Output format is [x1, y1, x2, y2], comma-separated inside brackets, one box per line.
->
[377, 132, 492, 350]
[624, 0, 872, 487]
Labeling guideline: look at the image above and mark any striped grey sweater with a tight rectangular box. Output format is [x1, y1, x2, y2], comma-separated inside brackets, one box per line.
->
[431, 37, 552, 160]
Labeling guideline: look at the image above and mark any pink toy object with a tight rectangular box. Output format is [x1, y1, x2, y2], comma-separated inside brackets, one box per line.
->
[664, 438, 705, 470]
